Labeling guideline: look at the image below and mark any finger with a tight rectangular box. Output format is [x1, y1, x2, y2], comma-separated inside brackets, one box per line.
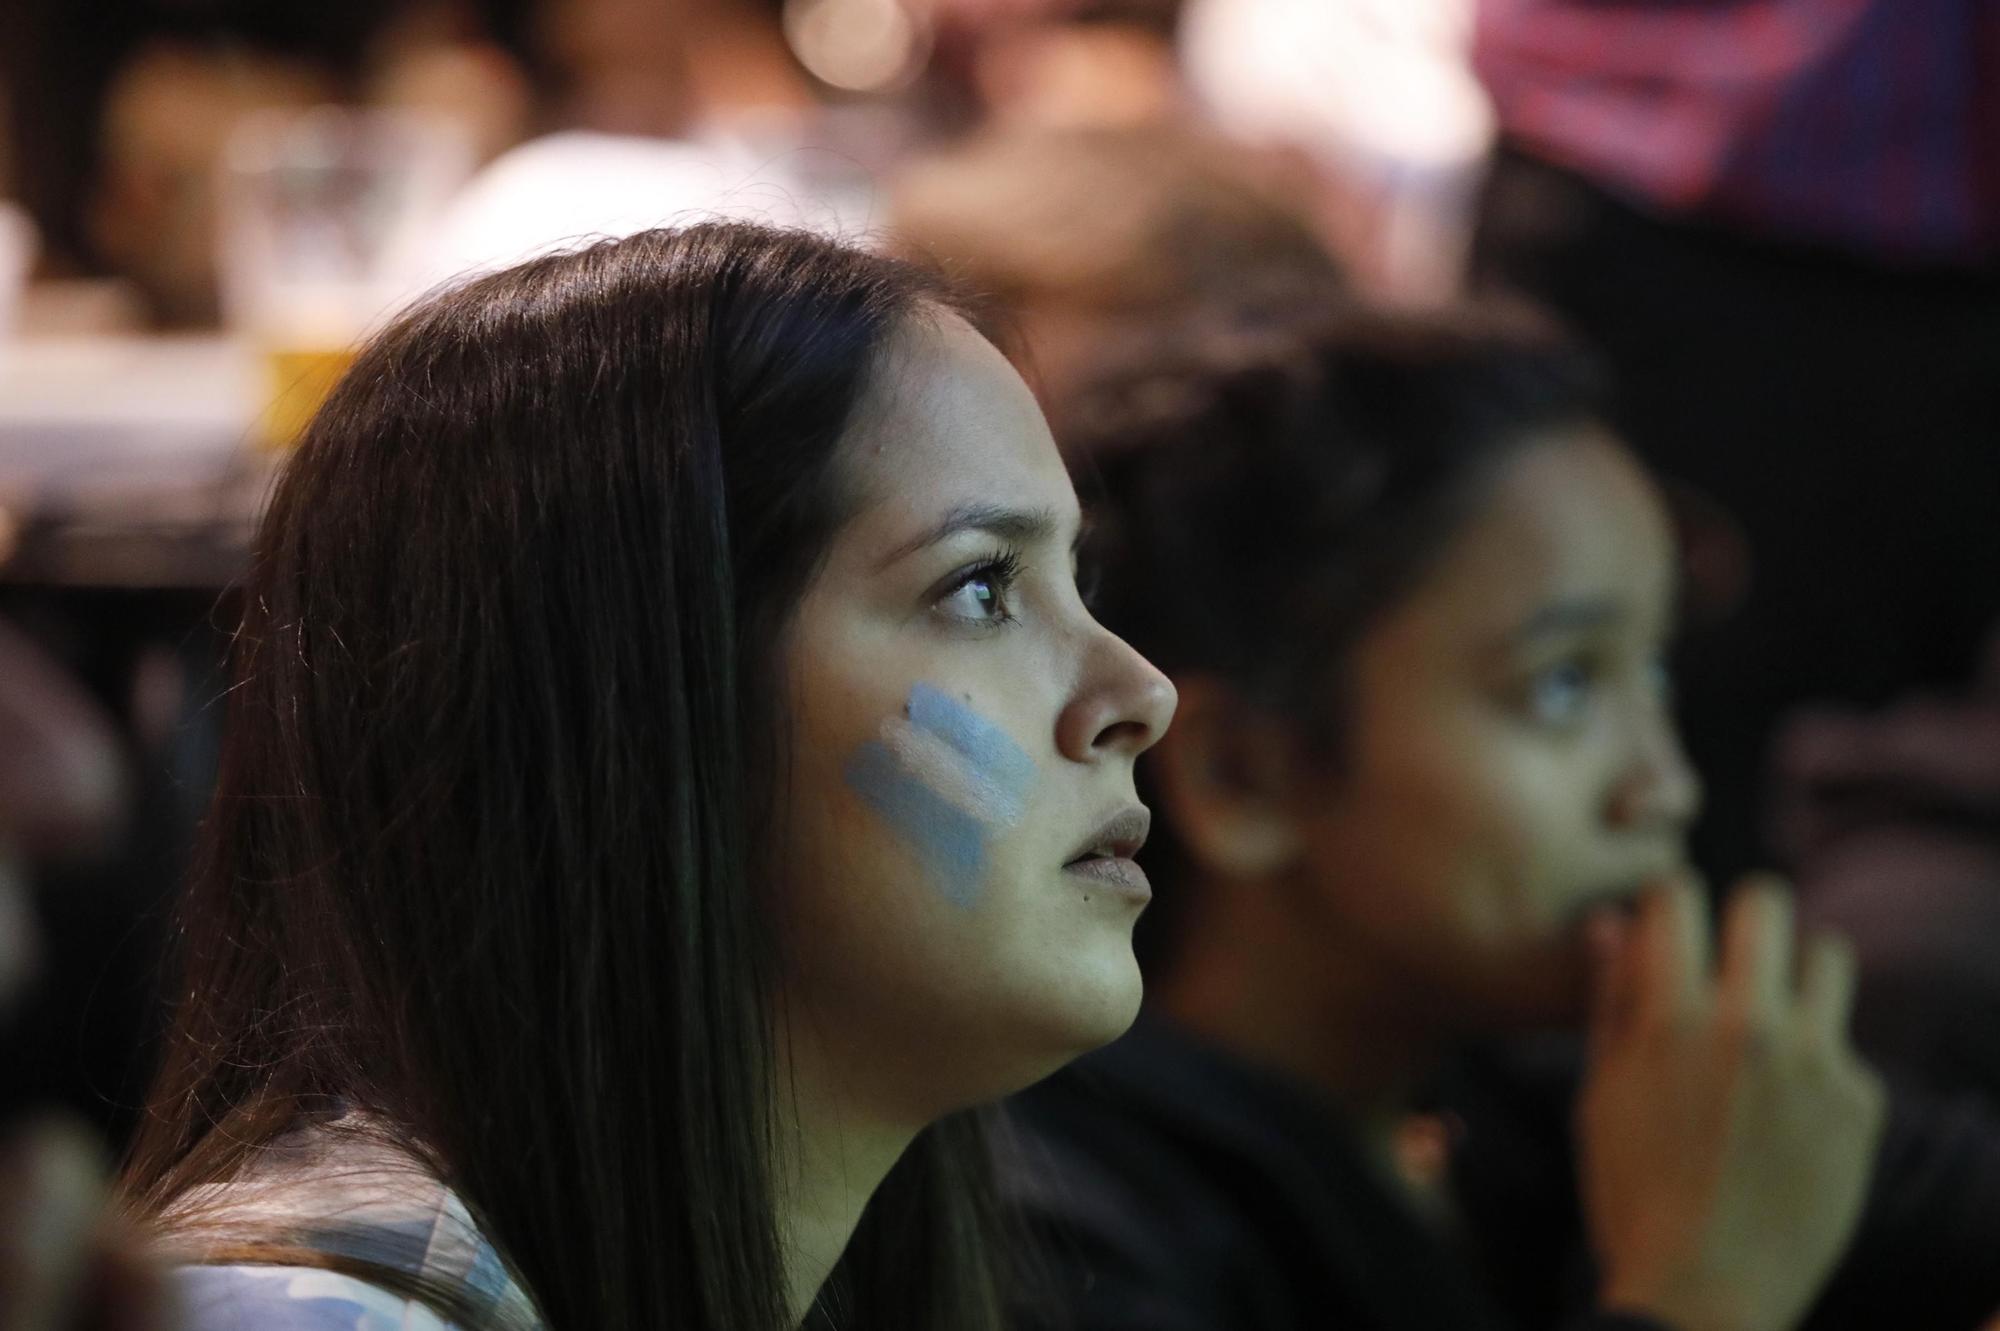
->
[1631, 876, 1711, 1030]
[1584, 907, 1634, 1059]
[1796, 929, 1860, 1054]
[1718, 875, 1795, 1029]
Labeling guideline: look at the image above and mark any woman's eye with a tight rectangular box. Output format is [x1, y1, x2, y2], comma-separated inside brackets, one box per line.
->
[941, 576, 1006, 621]
[1525, 660, 1594, 726]
[935, 554, 1021, 625]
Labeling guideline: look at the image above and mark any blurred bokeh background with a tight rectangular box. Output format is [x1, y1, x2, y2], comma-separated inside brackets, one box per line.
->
[0, 0, 1994, 1150]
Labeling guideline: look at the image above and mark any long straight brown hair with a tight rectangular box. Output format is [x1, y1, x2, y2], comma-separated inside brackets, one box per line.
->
[120, 223, 1009, 1331]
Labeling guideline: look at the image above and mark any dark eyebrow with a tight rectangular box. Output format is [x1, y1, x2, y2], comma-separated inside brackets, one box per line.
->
[1511, 596, 1628, 642]
[878, 502, 1077, 570]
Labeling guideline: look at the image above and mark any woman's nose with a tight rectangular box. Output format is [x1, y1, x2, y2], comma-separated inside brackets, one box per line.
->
[1055, 628, 1178, 764]
[1607, 710, 1704, 834]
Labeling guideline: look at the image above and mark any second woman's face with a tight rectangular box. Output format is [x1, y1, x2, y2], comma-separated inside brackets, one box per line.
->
[1294, 432, 1703, 1025]
[776, 314, 1176, 1120]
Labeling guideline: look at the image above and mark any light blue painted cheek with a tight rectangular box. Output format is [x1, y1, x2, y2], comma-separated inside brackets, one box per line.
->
[907, 683, 1038, 806]
[845, 740, 989, 907]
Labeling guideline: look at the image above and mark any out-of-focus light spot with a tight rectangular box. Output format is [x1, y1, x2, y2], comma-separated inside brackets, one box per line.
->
[784, 0, 931, 94]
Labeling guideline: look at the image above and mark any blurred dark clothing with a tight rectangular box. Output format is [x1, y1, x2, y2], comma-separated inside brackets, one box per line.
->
[0, 590, 220, 1143]
[1004, 1018, 1622, 1331]
[1474, 0, 2000, 266]
[1005, 1016, 2000, 1331]
[1472, 151, 2000, 882]
[1780, 644, 2000, 1104]
[0, 613, 129, 860]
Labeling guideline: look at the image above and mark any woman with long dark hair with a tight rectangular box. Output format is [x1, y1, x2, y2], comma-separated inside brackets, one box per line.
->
[118, 222, 1175, 1331]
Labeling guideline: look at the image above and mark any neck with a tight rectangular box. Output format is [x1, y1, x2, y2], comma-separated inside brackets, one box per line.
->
[771, 1022, 921, 1327]
[1153, 867, 1448, 1149]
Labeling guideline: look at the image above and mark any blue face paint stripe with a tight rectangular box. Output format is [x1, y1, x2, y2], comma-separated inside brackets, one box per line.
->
[881, 719, 1030, 825]
[844, 740, 989, 907]
[907, 683, 1038, 797]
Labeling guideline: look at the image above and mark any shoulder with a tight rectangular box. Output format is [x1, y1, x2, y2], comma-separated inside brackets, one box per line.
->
[160, 1119, 543, 1330]
[173, 1263, 455, 1330]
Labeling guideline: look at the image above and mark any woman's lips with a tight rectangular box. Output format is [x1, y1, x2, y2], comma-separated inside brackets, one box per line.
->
[1062, 854, 1152, 902]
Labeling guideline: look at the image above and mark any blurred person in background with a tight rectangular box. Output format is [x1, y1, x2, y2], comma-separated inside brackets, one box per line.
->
[1175, 0, 1495, 303]
[0, 620, 130, 1015]
[88, 41, 335, 327]
[2, 0, 533, 329]
[928, 0, 1186, 131]
[363, 4, 534, 168]
[1774, 626, 2000, 1109]
[1004, 305, 2000, 1331]
[1470, 0, 2000, 885]
[418, 0, 876, 287]
[0, 616, 173, 1331]
[885, 121, 1343, 403]
[533, 0, 813, 138]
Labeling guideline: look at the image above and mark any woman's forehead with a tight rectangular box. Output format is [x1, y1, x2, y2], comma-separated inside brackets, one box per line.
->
[838, 315, 1079, 552]
[1395, 433, 1676, 647]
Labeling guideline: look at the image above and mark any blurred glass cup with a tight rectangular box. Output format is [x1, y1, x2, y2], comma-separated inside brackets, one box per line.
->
[0, 201, 34, 343]
[218, 107, 470, 450]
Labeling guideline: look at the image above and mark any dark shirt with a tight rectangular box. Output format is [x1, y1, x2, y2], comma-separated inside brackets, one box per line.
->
[1006, 1016, 2000, 1331]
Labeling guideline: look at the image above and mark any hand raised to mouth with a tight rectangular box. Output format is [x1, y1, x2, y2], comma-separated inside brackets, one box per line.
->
[1576, 874, 1885, 1331]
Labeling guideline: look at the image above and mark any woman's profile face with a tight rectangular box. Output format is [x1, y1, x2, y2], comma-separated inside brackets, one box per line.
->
[776, 313, 1176, 1117]
[1296, 431, 1702, 1025]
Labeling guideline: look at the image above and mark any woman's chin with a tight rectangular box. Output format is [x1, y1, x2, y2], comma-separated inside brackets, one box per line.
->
[1462, 940, 1595, 1033]
[967, 946, 1146, 1101]
[1031, 945, 1148, 1062]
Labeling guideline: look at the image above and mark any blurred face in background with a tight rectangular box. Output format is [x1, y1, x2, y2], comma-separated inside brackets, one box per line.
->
[90, 42, 334, 327]
[538, 0, 695, 135]
[1289, 430, 1700, 1025]
[1161, 429, 1699, 1032]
